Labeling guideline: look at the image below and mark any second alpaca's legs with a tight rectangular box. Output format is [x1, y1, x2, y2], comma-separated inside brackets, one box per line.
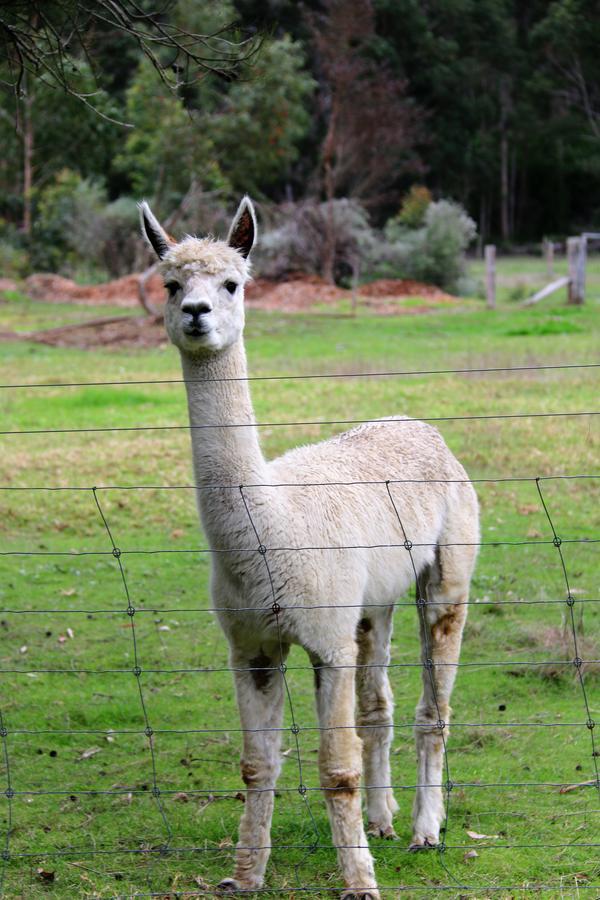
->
[356, 607, 399, 838]
[411, 555, 469, 849]
[313, 643, 380, 900]
[218, 641, 289, 891]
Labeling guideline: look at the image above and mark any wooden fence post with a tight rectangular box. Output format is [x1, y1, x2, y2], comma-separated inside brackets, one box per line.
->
[544, 239, 554, 277]
[567, 236, 586, 305]
[485, 244, 496, 309]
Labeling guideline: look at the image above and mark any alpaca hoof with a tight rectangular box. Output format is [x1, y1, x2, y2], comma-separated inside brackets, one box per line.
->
[341, 893, 377, 900]
[409, 836, 437, 852]
[367, 822, 398, 840]
[217, 878, 241, 892]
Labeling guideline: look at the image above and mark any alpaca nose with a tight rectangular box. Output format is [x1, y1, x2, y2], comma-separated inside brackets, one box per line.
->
[182, 299, 212, 321]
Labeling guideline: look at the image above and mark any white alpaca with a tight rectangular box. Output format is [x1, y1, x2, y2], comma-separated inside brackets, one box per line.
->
[140, 198, 479, 899]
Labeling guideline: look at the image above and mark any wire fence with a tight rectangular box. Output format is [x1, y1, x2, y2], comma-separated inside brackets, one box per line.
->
[0, 361, 599, 897]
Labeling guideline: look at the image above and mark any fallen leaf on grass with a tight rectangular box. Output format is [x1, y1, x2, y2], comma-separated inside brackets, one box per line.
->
[171, 529, 184, 539]
[173, 792, 189, 802]
[36, 868, 55, 882]
[19, 645, 27, 654]
[77, 747, 101, 761]
[466, 830, 498, 840]
[559, 780, 596, 794]
[463, 850, 478, 860]
[517, 504, 538, 516]
[60, 588, 76, 597]
[66, 627, 74, 639]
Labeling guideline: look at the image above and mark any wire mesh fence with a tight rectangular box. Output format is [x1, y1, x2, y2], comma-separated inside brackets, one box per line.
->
[0, 362, 598, 897]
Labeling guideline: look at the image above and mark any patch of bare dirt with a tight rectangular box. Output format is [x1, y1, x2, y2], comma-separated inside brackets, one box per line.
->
[245, 273, 348, 311]
[1, 272, 459, 348]
[25, 272, 166, 308]
[0, 277, 18, 295]
[359, 278, 454, 300]
[21, 315, 167, 349]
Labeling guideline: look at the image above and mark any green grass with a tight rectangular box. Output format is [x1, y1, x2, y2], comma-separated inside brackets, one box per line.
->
[0, 258, 599, 898]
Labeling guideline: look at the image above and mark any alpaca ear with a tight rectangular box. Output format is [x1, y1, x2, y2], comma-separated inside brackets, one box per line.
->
[138, 201, 173, 259]
[227, 196, 257, 259]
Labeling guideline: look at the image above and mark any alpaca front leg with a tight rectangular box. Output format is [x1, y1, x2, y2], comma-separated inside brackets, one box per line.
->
[314, 645, 380, 900]
[411, 581, 467, 850]
[356, 608, 398, 839]
[218, 643, 288, 892]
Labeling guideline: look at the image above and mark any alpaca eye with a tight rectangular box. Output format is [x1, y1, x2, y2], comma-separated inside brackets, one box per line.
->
[224, 280, 238, 295]
[165, 281, 180, 297]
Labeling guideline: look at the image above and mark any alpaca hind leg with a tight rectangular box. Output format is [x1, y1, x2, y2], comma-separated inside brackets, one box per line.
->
[356, 607, 398, 839]
[312, 642, 380, 900]
[218, 641, 288, 892]
[411, 555, 469, 850]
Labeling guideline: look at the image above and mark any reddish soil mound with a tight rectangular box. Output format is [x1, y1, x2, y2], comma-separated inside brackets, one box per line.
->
[1, 272, 460, 349]
[0, 278, 18, 295]
[246, 273, 348, 311]
[24, 315, 167, 350]
[359, 278, 455, 300]
[25, 272, 166, 307]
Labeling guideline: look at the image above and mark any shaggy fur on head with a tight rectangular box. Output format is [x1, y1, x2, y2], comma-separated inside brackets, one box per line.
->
[159, 236, 251, 280]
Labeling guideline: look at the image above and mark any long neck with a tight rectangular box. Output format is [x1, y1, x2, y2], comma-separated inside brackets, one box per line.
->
[180, 340, 268, 489]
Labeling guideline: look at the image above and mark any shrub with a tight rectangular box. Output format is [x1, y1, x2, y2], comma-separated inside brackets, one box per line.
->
[396, 185, 432, 228]
[31, 169, 107, 273]
[256, 198, 376, 283]
[0, 219, 30, 277]
[371, 198, 477, 292]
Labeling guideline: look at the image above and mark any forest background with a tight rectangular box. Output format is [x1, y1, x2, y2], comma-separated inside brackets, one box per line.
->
[1, 0, 600, 285]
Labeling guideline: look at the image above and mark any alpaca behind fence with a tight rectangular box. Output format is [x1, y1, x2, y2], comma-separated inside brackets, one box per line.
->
[140, 197, 480, 899]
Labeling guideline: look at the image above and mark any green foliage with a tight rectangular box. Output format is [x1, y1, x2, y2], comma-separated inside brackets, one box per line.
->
[114, 58, 229, 208]
[31, 170, 107, 273]
[0, 218, 30, 277]
[396, 184, 432, 228]
[373, 199, 477, 292]
[213, 36, 316, 198]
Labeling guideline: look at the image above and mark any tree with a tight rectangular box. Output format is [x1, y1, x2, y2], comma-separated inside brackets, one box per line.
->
[114, 56, 229, 210]
[212, 35, 316, 199]
[0, 58, 120, 235]
[309, 0, 421, 280]
[0, 0, 260, 122]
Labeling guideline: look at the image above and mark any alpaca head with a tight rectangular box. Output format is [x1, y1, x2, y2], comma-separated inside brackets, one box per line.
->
[139, 197, 257, 355]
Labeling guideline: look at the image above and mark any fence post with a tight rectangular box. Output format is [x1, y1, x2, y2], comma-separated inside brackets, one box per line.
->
[485, 244, 496, 309]
[567, 236, 586, 305]
[544, 239, 554, 277]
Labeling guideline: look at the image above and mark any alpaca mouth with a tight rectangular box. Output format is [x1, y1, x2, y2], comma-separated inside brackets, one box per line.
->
[183, 325, 210, 337]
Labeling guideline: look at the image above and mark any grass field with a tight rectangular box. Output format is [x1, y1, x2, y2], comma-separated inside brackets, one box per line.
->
[0, 256, 598, 899]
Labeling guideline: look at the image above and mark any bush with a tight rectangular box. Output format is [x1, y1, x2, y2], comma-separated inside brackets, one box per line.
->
[0, 219, 30, 277]
[31, 172, 149, 278]
[98, 197, 142, 277]
[256, 198, 376, 283]
[396, 185, 432, 228]
[371, 199, 477, 292]
[31, 169, 107, 273]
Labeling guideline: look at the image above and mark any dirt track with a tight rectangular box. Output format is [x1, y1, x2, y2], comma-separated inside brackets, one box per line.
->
[1, 273, 458, 349]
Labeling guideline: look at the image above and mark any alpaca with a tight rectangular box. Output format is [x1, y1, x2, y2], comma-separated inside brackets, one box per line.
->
[139, 197, 479, 899]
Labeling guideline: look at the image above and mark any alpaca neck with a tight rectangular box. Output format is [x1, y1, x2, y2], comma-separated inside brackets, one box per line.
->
[180, 340, 268, 489]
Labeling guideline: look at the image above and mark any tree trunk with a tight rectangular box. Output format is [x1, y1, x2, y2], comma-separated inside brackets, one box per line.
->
[22, 82, 34, 237]
[499, 79, 512, 243]
[321, 104, 337, 285]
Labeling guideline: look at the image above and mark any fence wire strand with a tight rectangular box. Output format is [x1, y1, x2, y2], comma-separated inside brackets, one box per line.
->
[0, 360, 598, 896]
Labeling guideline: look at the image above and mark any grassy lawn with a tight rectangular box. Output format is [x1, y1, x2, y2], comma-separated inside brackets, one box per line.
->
[0, 257, 598, 898]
